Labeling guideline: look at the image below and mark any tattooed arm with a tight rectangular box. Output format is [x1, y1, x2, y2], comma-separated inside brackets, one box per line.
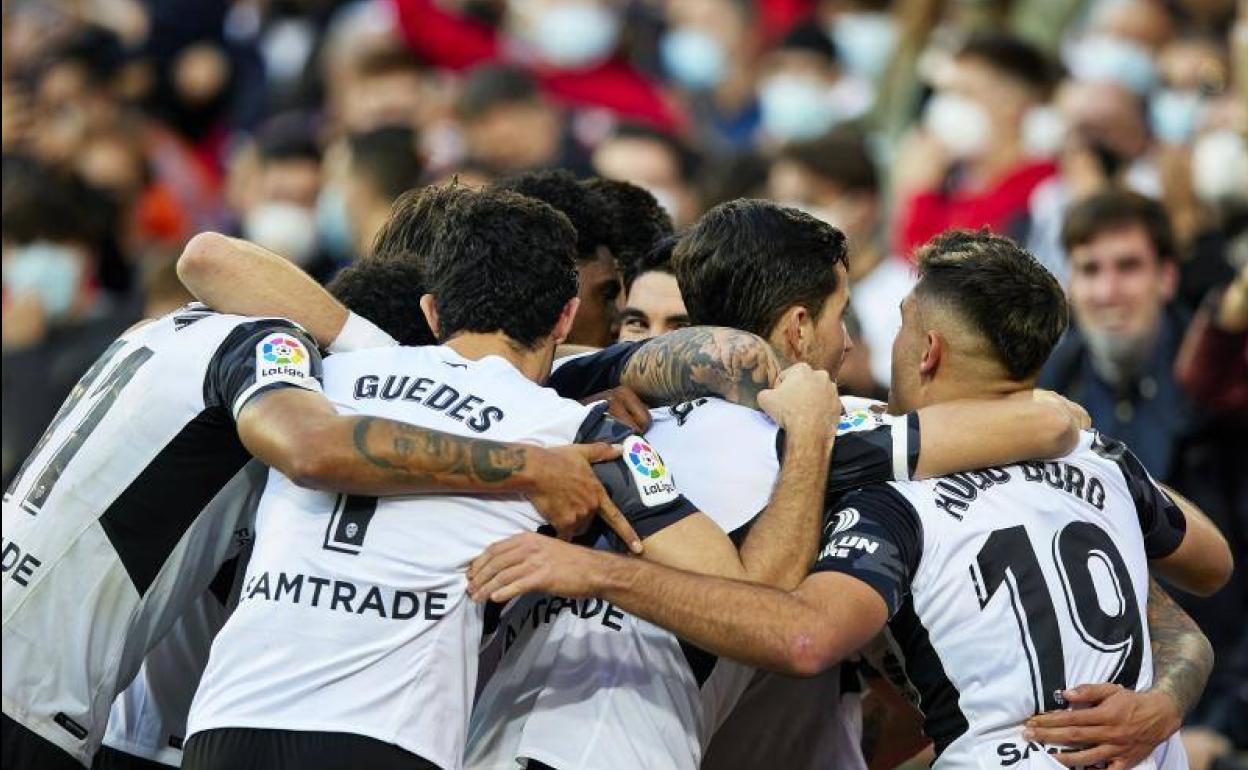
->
[618, 327, 790, 409]
[235, 387, 638, 547]
[1023, 578, 1213, 769]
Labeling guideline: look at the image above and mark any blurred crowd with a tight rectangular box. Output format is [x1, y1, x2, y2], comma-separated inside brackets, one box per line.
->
[2, 0, 1246, 765]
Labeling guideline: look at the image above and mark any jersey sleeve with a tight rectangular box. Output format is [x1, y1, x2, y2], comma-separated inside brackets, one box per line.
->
[547, 342, 643, 400]
[574, 404, 698, 548]
[204, 320, 324, 420]
[1092, 433, 1187, 559]
[810, 485, 923, 618]
[824, 400, 921, 493]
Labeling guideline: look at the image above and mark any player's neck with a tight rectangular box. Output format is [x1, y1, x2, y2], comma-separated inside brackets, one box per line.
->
[922, 372, 1030, 407]
[443, 333, 552, 383]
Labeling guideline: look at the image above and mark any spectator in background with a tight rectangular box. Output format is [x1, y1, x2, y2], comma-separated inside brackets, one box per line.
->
[768, 130, 912, 393]
[592, 124, 700, 227]
[618, 236, 689, 342]
[894, 33, 1059, 256]
[584, 177, 674, 282]
[458, 64, 588, 176]
[336, 47, 433, 135]
[141, 259, 195, 319]
[755, 20, 870, 145]
[1176, 263, 1248, 414]
[341, 126, 425, 259]
[495, 170, 622, 347]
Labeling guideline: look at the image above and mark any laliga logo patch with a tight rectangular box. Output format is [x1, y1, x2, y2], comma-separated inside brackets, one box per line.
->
[625, 436, 678, 507]
[837, 410, 871, 433]
[825, 508, 861, 538]
[256, 332, 312, 385]
[262, 336, 306, 366]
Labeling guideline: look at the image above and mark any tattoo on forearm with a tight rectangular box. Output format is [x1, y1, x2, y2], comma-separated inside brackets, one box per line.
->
[1147, 578, 1213, 717]
[622, 327, 790, 408]
[352, 417, 526, 484]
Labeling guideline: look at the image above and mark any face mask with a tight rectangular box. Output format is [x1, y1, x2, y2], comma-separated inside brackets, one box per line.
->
[660, 27, 727, 90]
[923, 92, 992, 158]
[244, 203, 319, 265]
[1191, 129, 1248, 205]
[829, 12, 897, 81]
[1022, 104, 1067, 157]
[1065, 35, 1156, 95]
[758, 76, 841, 142]
[1149, 89, 1207, 145]
[531, 2, 620, 69]
[4, 241, 84, 321]
[316, 186, 356, 260]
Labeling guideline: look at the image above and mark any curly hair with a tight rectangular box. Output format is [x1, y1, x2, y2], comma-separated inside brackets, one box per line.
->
[493, 169, 614, 263]
[584, 177, 674, 282]
[327, 258, 435, 347]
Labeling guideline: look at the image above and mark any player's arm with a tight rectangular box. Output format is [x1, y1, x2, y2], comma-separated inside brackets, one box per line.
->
[177, 232, 391, 352]
[1022, 579, 1214, 770]
[1149, 484, 1233, 597]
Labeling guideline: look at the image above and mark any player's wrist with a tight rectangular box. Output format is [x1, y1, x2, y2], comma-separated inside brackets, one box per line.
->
[594, 551, 640, 597]
[1145, 687, 1185, 735]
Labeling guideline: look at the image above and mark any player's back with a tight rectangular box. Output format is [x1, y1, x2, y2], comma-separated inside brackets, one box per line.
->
[2, 305, 318, 765]
[866, 432, 1185, 769]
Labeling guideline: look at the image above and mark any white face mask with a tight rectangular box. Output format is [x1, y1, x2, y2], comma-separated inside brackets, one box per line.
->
[1064, 35, 1156, 95]
[1191, 129, 1248, 205]
[1021, 104, 1068, 158]
[758, 75, 840, 142]
[4, 241, 84, 321]
[828, 12, 897, 81]
[244, 202, 319, 265]
[529, 2, 620, 69]
[660, 27, 727, 91]
[924, 92, 992, 158]
[1150, 89, 1208, 145]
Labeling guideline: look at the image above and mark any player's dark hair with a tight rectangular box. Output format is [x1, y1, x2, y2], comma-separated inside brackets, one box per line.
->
[424, 187, 579, 348]
[584, 177, 673, 281]
[956, 33, 1060, 98]
[625, 234, 678, 293]
[370, 183, 476, 263]
[348, 125, 424, 203]
[673, 199, 848, 337]
[494, 169, 614, 263]
[777, 129, 879, 194]
[914, 229, 1068, 380]
[1061, 189, 1176, 263]
[327, 259, 435, 347]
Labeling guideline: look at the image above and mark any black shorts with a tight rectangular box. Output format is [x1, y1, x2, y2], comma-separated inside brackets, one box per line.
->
[91, 745, 173, 770]
[181, 727, 440, 770]
[1, 712, 84, 770]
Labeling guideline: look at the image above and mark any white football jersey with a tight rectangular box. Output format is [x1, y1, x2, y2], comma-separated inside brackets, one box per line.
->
[467, 396, 919, 770]
[2, 306, 320, 766]
[812, 431, 1190, 770]
[186, 345, 699, 770]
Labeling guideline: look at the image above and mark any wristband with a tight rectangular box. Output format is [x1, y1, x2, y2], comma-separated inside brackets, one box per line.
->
[328, 311, 398, 354]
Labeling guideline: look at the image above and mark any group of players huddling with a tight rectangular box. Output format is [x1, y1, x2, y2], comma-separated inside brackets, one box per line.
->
[2, 172, 1234, 770]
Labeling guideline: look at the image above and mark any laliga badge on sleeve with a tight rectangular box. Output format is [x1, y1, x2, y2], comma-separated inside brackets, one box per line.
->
[255, 332, 312, 385]
[624, 435, 679, 507]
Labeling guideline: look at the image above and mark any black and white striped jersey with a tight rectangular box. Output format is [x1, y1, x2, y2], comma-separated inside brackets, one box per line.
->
[813, 431, 1190, 770]
[1, 305, 321, 766]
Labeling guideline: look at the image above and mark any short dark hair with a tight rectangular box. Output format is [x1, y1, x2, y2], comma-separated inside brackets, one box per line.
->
[673, 199, 848, 337]
[494, 169, 614, 263]
[2, 160, 109, 247]
[424, 187, 579, 348]
[348, 126, 424, 202]
[1061, 190, 1176, 263]
[777, 129, 879, 194]
[584, 177, 674, 280]
[255, 112, 321, 165]
[353, 46, 425, 80]
[371, 183, 477, 262]
[956, 33, 1059, 98]
[914, 229, 1068, 380]
[778, 20, 838, 65]
[327, 258, 435, 346]
[625, 234, 678, 293]
[458, 63, 542, 121]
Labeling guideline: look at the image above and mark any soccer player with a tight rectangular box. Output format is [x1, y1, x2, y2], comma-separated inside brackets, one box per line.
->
[180, 187, 840, 770]
[0, 247, 627, 770]
[469, 230, 1233, 770]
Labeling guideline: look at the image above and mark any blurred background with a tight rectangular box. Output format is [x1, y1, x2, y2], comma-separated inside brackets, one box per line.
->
[1, 0, 1245, 764]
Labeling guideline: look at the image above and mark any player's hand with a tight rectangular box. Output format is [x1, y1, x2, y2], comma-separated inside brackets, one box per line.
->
[1032, 389, 1092, 431]
[1022, 684, 1182, 770]
[526, 444, 643, 554]
[583, 386, 651, 432]
[757, 363, 840, 443]
[467, 532, 605, 603]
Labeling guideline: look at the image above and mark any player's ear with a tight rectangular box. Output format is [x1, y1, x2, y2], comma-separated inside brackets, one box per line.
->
[419, 294, 441, 339]
[919, 330, 943, 380]
[551, 298, 580, 345]
[772, 305, 807, 362]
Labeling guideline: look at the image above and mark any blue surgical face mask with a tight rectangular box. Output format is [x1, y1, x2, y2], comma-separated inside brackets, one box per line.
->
[660, 27, 727, 91]
[1065, 35, 1156, 95]
[829, 12, 897, 81]
[4, 241, 84, 321]
[317, 186, 356, 260]
[1149, 88, 1206, 145]
[532, 2, 620, 69]
[758, 76, 840, 141]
